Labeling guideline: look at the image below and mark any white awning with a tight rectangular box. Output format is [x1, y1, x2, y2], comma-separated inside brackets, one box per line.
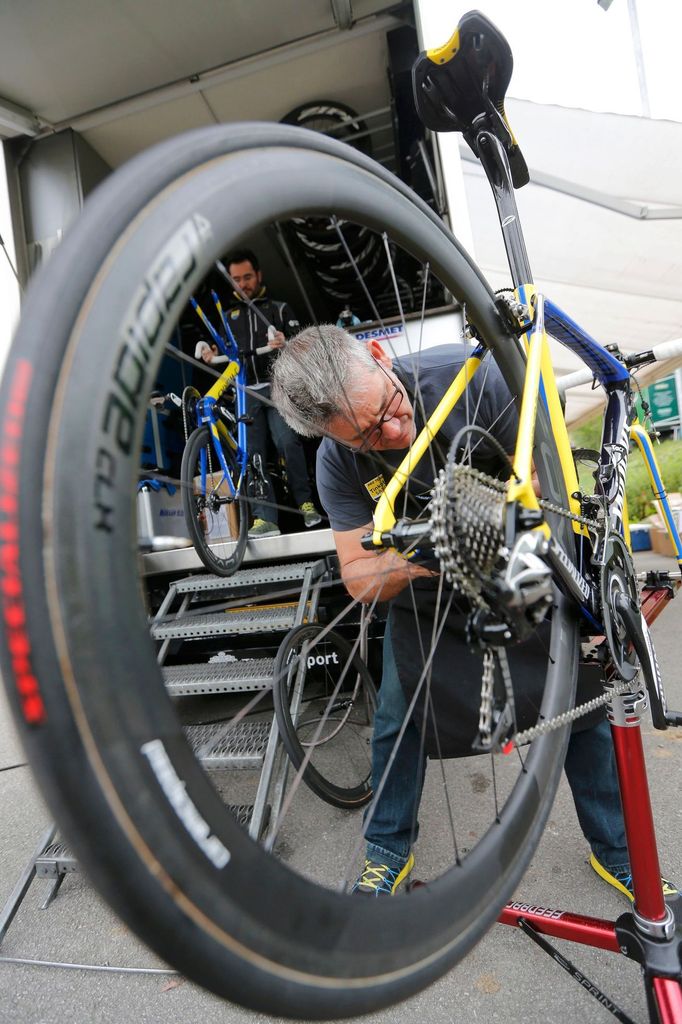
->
[456, 98, 682, 424]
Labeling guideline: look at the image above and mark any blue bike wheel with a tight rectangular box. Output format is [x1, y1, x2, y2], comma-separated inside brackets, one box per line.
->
[181, 425, 249, 577]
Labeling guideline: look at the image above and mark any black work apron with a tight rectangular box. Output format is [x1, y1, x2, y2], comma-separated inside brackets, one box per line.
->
[389, 582, 603, 759]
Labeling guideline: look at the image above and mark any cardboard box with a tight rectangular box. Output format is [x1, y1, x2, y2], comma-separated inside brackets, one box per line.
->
[650, 526, 676, 558]
[193, 472, 240, 541]
[644, 501, 682, 539]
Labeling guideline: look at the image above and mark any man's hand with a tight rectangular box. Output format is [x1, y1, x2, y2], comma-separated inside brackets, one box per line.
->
[267, 329, 286, 350]
[195, 340, 219, 364]
[334, 525, 439, 603]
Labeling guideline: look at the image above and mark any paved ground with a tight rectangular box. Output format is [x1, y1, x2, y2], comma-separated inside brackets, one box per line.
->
[1, 551, 680, 1024]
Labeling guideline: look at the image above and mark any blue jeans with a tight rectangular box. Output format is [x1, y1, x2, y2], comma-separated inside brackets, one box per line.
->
[364, 624, 628, 873]
[246, 386, 312, 523]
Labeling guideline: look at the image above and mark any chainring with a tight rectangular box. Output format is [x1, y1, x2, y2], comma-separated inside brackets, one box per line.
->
[181, 385, 201, 439]
[599, 533, 639, 681]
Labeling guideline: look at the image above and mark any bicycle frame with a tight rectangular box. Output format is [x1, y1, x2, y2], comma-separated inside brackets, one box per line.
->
[370, 118, 682, 1021]
[191, 295, 249, 500]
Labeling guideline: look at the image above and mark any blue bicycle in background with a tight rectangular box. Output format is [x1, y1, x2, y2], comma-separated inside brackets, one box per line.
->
[180, 289, 265, 576]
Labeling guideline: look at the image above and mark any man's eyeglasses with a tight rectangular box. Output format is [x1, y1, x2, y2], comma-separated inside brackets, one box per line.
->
[335, 360, 404, 454]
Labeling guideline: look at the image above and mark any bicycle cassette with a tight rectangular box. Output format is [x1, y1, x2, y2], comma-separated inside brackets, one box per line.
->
[431, 463, 506, 603]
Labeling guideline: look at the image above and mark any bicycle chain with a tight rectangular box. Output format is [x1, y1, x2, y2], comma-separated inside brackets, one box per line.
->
[181, 386, 199, 442]
[478, 647, 495, 740]
[537, 494, 601, 532]
[509, 494, 641, 746]
[433, 463, 600, 530]
[182, 386, 213, 476]
[510, 677, 637, 747]
[431, 466, 641, 748]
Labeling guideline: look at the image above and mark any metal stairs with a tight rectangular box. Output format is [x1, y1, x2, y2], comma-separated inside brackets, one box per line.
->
[0, 558, 332, 931]
[153, 557, 328, 841]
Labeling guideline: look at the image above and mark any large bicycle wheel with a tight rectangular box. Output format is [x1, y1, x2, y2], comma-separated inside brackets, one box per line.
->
[281, 99, 373, 156]
[181, 425, 249, 577]
[273, 624, 377, 809]
[0, 121, 579, 1018]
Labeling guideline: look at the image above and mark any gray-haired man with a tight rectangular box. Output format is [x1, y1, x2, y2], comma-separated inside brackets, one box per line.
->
[272, 324, 664, 902]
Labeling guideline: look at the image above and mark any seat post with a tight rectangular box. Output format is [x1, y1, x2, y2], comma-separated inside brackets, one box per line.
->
[476, 129, 534, 289]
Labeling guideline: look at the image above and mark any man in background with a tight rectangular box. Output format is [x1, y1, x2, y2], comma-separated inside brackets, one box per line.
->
[200, 248, 321, 537]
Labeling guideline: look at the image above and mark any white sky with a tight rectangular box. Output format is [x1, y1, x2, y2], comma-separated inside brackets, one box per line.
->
[417, 0, 682, 123]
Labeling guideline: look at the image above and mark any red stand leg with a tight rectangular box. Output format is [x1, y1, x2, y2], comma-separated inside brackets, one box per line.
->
[652, 977, 682, 1024]
[610, 721, 667, 923]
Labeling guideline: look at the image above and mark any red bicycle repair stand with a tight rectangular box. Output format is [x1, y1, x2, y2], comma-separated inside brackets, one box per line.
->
[499, 581, 682, 1023]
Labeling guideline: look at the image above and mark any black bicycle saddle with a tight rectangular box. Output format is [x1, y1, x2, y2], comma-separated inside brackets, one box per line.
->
[412, 10, 529, 189]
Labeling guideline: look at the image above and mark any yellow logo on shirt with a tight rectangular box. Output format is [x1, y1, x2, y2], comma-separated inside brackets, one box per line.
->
[365, 474, 386, 501]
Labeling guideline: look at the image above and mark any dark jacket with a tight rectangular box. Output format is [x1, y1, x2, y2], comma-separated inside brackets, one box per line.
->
[226, 287, 300, 386]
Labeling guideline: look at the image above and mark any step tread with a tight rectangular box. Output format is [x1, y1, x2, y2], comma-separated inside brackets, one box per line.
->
[35, 841, 79, 876]
[184, 720, 271, 766]
[175, 561, 323, 594]
[152, 606, 299, 639]
[164, 657, 275, 695]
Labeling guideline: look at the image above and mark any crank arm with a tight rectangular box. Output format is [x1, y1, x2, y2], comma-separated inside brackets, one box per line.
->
[614, 593, 668, 730]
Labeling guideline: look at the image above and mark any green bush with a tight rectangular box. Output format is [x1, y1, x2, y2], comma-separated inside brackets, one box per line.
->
[569, 411, 682, 521]
[570, 415, 603, 453]
[626, 439, 682, 521]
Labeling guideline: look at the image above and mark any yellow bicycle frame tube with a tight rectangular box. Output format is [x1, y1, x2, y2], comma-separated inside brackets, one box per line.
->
[210, 418, 236, 452]
[371, 351, 483, 545]
[371, 290, 588, 548]
[205, 360, 240, 451]
[512, 288, 585, 536]
[507, 291, 543, 514]
[206, 359, 239, 401]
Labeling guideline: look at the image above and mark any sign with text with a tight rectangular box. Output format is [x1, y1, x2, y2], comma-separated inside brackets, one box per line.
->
[636, 373, 680, 427]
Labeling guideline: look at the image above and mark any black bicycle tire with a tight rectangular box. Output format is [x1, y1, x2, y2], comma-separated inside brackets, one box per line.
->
[181, 425, 249, 577]
[0, 121, 579, 1018]
[273, 624, 377, 809]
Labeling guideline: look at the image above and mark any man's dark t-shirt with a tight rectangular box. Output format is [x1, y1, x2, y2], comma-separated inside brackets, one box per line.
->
[316, 344, 517, 531]
[226, 291, 300, 387]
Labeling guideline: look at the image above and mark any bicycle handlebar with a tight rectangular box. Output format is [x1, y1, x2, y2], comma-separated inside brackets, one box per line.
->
[557, 336, 682, 396]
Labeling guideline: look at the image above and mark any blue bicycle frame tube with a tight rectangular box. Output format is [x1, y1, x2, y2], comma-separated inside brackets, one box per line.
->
[544, 300, 630, 387]
[598, 388, 632, 538]
[216, 296, 249, 474]
[190, 297, 225, 351]
[212, 290, 241, 361]
[191, 292, 249, 497]
[630, 425, 682, 565]
[235, 363, 248, 470]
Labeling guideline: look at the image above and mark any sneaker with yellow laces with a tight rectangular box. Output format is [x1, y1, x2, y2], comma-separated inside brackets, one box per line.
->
[352, 853, 415, 897]
[299, 502, 322, 528]
[248, 518, 281, 539]
[589, 854, 679, 903]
